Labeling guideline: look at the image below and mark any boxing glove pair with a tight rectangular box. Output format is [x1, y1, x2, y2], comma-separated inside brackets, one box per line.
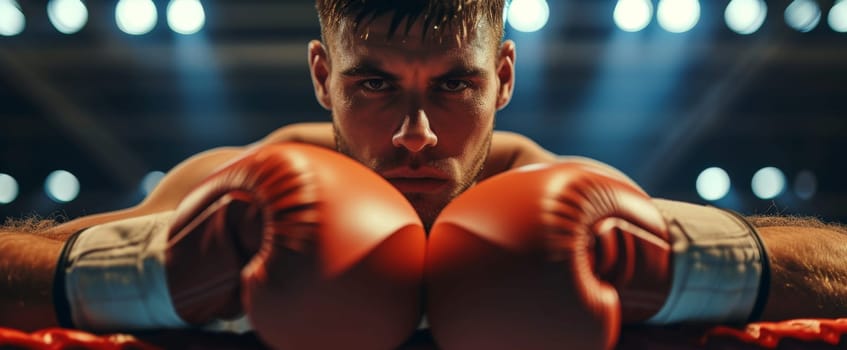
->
[55, 143, 768, 350]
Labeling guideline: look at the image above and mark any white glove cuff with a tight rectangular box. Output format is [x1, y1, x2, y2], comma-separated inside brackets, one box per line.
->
[59, 211, 188, 331]
[646, 199, 769, 325]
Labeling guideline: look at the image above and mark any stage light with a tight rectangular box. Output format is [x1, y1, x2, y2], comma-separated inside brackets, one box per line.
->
[45, 170, 80, 203]
[725, 0, 767, 34]
[696, 167, 730, 201]
[507, 0, 549, 33]
[0, 0, 25, 36]
[614, 0, 653, 32]
[167, 0, 205, 35]
[116, 0, 158, 35]
[0, 173, 18, 204]
[47, 0, 88, 34]
[829, 0, 847, 32]
[785, 0, 821, 32]
[751, 167, 786, 200]
[657, 0, 701, 33]
[793, 170, 817, 200]
[141, 171, 165, 196]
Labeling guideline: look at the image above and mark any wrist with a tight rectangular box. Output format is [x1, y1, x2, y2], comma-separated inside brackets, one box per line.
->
[646, 199, 769, 325]
[59, 211, 188, 331]
[53, 228, 82, 328]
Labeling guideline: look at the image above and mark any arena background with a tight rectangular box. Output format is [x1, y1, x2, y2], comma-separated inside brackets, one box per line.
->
[1, 0, 845, 226]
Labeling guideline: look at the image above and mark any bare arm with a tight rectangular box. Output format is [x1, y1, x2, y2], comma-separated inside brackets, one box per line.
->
[0, 122, 344, 329]
[0, 147, 249, 330]
[0, 233, 63, 331]
[0, 122, 347, 330]
[752, 219, 847, 320]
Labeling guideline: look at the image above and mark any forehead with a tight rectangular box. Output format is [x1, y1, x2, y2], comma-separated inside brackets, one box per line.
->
[328, 14, 496, 64]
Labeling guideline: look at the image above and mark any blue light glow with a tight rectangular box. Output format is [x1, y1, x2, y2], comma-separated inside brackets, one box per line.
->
[751, 167, 786, 200]
[507, 0, 550, 33]
[829, 0, 847, 32]
[697, 167, 731, 201]
[116, 0, 158, 35]
[47, 0, 88, 34]
[45, 170, 80, 203]
[614, 0, 653, 32]
[657, 0, 701, 33]
[0, 0, 25, 36]
[725, 0, 767, 35]
[141, 171, 166, 195]
[785, 0, 821, 33]
[167, 0, 205, 35]
[0, 173, 18, 204]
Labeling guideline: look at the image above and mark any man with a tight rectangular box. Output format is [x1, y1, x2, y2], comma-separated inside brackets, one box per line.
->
[1, 0, 847, 349]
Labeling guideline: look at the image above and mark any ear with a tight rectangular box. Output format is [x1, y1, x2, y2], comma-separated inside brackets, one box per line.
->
[308, 40, 332, 110]
[494, 40, 516, 111]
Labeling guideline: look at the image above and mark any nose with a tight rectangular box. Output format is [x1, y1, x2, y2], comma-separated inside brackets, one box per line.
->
[392, 109, 438, 153]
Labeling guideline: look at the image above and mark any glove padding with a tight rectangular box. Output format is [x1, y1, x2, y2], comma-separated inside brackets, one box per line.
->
[60, 143, 427, 350]
[426, 160, 768, 349]
[426, 161, 671, 350]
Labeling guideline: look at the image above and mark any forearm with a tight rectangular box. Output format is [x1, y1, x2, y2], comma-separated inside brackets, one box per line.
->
[757, 225, 847, 320]
[0, 232, 63, 330]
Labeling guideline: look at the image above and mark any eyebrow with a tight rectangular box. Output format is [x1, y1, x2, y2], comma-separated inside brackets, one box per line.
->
[340, 61, 486, 81]
[341, 62, 399, 80]
[434, 66, 485, 80]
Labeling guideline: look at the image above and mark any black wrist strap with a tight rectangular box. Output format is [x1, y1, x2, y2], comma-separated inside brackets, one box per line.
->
[52, 229, 84, 328]
[720, 208, 771, 323]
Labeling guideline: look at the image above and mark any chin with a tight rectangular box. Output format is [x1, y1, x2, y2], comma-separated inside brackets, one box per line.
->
[402, 192, 451, 233]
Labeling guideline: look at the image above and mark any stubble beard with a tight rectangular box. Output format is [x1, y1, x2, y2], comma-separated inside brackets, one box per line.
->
[333, 122, 490, 232]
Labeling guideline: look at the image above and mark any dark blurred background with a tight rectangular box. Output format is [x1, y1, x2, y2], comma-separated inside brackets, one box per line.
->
[1, 0, 845, 224]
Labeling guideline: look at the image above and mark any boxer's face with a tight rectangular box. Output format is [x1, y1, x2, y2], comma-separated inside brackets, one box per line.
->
[309, 14, 515, 229]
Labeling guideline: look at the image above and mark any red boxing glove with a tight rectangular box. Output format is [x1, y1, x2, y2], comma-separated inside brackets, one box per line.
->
[425, 161, 672, 350]
[235, 144, 427, 349]
[60, 143, 426, 350]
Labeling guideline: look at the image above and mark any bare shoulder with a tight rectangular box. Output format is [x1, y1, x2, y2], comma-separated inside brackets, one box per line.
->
[482, 131, 557, 179]
[42, 123, 337, 238]
[484, 131, 634, 184]
[255, 122, 334, 149]
[143, 122, 335, 210]
[43, 146, 249, 238]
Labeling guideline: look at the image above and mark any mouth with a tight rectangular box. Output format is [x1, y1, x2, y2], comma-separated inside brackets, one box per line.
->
[382, 167, 451, 193]
[387, 178, 450, 193]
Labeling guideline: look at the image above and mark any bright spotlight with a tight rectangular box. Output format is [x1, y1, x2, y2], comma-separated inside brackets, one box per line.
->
[696, 167, 731, 201]
[167, 0, 205, 35]
[0, 173, 18, 204]
[785, 0, 821, 32]
[793, 170, 817, 200]
[657, 0, 701, 33]
[0, 0, 25, 36]
[116, 0, 158, 35]
[751, 167, 786, 200]
[614, 0, 653, 32]
[45, 170, 80, 203]
[141, 171, 166, 196]
[829, 0, 847, 32]
[47, 0, 88, 34]
[507, 0, 550, 32]
[725, 0, 767, 34]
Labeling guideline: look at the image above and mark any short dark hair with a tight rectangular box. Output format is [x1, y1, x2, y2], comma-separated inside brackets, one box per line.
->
[316, 0, 506, 45]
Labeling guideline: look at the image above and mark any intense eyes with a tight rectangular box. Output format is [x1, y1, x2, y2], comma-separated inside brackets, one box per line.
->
[361, 79, 392, 92]
[359, 79, 471, 93]
[438, 80, 469, 92]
